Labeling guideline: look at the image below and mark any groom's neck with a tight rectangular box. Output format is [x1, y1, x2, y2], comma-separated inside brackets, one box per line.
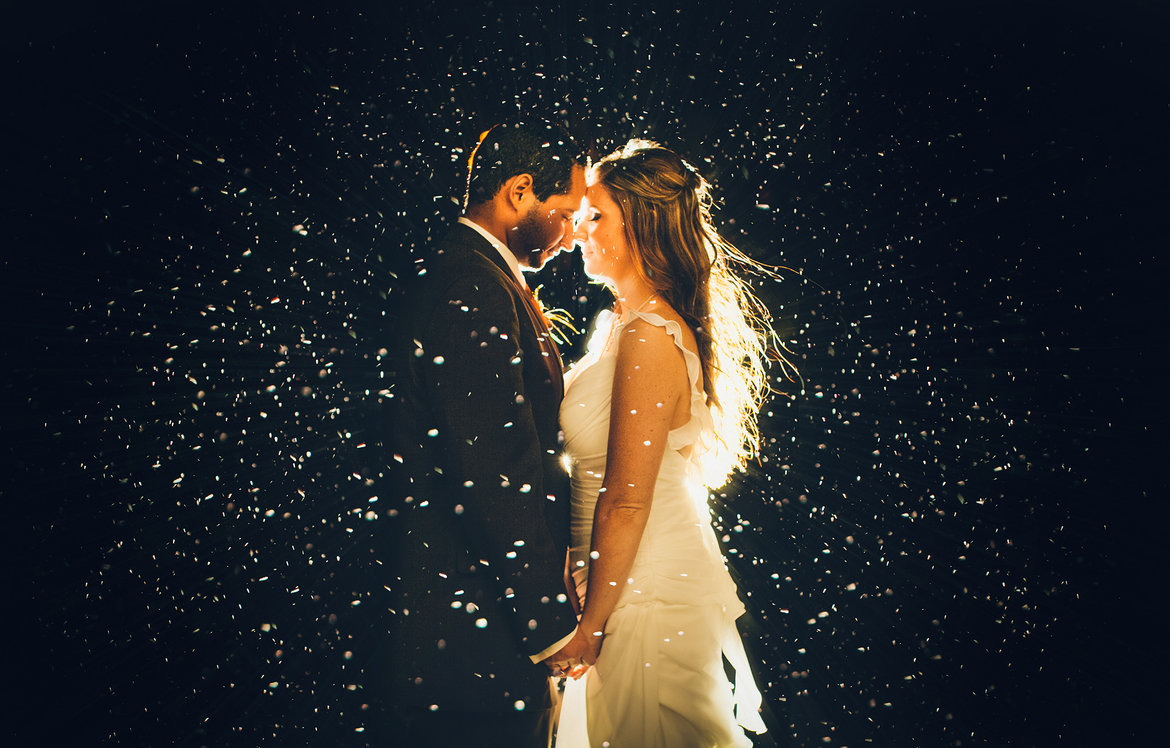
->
[463, 207, 513, 253]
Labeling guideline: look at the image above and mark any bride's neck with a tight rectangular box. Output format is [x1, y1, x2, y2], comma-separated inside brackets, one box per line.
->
[613, 277, 657, 316]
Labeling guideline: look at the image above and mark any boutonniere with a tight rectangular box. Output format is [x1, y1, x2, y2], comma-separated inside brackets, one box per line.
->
[531, 285, 579, 346]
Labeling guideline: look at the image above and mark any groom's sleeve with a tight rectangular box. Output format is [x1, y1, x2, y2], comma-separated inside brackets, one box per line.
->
[530, 627, 578, 663]
[418, 273, 576, 655]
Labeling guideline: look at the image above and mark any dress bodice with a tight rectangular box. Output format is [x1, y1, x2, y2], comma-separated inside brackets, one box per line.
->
[559, 308, 736, 610]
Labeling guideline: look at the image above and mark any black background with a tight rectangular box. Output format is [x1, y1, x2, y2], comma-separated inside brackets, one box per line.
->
[5, 1, 1165, 745]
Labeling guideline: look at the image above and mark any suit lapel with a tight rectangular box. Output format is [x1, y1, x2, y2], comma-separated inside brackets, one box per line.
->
[448, 224, 565, 397]
[517, 289, 565, 400]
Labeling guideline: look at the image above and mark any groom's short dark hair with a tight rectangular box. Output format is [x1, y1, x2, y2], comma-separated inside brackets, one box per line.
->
[464, 121, 585, 209]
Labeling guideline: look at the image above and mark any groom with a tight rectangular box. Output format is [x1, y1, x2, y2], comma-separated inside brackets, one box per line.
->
[376, 122, 587, 747]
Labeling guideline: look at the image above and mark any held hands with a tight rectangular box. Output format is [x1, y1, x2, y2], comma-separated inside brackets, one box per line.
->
[543, 627, 603, 680]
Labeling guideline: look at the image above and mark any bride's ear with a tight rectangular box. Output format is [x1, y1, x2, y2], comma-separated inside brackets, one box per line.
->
[504, 173, 535, 212]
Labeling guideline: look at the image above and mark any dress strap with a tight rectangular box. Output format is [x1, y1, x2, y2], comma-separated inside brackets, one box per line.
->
[623, 309, 715, 458]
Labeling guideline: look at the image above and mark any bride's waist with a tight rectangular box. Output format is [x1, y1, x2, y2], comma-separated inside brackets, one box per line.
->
[569, 472, 690, 500]
[569, 548, 738, 606]
[570, 520, 720, 564]
[570, 485, 704, 536]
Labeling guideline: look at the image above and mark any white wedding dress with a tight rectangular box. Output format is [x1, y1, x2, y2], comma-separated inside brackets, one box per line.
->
[556, 308, 767, 748]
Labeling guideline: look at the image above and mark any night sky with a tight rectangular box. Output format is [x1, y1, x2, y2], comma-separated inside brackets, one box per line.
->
[6, 1, 1164, 746]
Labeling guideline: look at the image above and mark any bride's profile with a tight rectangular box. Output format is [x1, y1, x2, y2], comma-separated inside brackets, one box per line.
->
[547, 139, 782, 747]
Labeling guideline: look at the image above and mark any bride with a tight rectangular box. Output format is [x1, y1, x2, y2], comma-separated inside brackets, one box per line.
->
[544, 140, 776, 747]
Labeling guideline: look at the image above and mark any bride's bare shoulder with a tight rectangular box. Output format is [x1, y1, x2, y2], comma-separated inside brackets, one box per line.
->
[614, 304, 692, 377]
[635, 299, 698, 354]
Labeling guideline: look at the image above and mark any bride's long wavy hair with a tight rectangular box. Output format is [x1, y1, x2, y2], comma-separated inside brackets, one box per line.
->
[593, 139, 791, 487]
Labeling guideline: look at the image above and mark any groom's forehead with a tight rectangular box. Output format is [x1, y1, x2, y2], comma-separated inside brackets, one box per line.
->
[548, 166, 587, 205]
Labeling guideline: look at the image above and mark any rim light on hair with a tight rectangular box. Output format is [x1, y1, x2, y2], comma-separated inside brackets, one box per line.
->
[594, 139, 796, 487]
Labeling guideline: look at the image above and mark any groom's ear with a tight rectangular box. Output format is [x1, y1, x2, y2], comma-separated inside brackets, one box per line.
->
[504, 173, 535, 213]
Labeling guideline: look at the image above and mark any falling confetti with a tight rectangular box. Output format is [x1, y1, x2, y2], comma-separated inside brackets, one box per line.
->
[6, 2, 1163, 746]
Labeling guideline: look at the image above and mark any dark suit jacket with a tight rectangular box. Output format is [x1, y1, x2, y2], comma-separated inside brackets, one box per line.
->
[374, 223, 575, 713]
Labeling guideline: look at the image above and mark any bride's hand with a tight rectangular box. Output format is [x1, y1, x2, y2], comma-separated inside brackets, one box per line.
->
[545, 627, 603, 679]
[566, 627, 603, 679]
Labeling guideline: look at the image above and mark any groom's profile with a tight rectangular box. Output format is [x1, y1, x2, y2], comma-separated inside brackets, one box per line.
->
[374, 121, 587, 746]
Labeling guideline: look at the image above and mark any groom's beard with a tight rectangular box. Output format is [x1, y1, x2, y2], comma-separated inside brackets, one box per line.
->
[514, 211, 556, 270]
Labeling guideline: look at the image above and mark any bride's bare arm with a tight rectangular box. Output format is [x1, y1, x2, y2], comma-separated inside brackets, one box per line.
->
[575, 318, 689, 655]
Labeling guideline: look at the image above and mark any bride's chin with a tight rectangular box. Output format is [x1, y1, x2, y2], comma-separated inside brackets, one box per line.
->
[579, 256, 600, 279]
[581, 259, 607, 282]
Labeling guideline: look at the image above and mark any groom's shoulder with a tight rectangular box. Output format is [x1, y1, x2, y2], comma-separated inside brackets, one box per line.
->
[432, 222, 489, 258]
[424, 224, 499, 276]
[407, 224, 514, 303]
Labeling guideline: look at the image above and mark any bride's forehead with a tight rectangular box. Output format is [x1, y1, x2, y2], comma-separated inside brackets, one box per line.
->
[584, 183, 617, 205]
